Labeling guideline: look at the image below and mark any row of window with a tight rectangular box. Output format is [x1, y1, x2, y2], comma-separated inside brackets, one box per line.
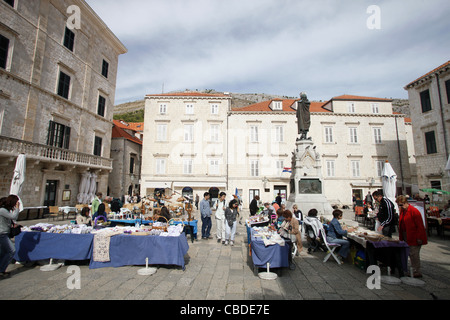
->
[46, 120, 103, 157]
[153, 158, 387, 178]
[155, 123, 384, 144]
[159, 103, 220, 115]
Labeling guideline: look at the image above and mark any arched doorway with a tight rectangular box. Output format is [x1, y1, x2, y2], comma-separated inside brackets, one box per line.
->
[182, 187, 193, 201]
[209, 187, 220, 207]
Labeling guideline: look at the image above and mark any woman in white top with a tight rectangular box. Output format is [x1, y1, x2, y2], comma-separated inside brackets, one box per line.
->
[215, 192, 227, 244]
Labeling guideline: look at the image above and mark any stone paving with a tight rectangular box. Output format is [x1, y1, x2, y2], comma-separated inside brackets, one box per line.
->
[1, 209, 449, 301]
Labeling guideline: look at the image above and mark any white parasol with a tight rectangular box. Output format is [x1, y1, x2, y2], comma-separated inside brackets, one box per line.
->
[381, 161, 397, 202]
[10, 154, 26, 212]
[77, 172, 91, 204]
[87, 173, 97, 203]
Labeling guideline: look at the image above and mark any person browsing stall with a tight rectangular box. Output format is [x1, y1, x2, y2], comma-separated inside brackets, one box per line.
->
[224, 199, 239, 246]
[396, 196, 427, 278]
[215, 192, 227, 244]
[200, 192, 213, 240]
[372, 191, 397, 237]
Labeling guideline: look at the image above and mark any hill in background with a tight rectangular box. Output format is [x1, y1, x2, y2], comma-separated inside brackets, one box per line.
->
[113, 90, 410, 122]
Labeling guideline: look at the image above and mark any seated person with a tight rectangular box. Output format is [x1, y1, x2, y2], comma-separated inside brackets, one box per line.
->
[441, 205, 450, 217]
[327, 209, 354, 262]
[278, 210, 302, 270]
[93, 203, 106, 220]
[303, 209, 325, 253]
[276, 208, 285, 229]
[76, 207, 92, 226]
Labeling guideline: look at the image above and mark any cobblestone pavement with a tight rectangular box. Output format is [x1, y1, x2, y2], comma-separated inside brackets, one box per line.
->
[0, 209, 449, 301]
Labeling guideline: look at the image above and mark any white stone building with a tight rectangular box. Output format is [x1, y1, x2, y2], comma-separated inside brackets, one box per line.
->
[0, 0, 127, 208]
[141, 92, 231, 202]
[141, 92, 416, 208]
[405, 60, 450, 199]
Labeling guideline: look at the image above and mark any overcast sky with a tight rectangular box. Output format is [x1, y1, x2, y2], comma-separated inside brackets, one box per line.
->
[85, 0, 450, 104]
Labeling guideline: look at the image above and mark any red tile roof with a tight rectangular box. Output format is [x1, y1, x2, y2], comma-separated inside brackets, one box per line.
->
[114, 120, 144, 132]
[112, 120, 143, 145]
[232, 99, 331, 113]
[405, 60, 450, 88]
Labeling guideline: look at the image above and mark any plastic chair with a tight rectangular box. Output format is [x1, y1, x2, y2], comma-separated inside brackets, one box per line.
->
[319, 225, 342, 265]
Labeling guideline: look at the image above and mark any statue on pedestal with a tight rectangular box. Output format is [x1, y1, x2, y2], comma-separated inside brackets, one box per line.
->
[296, 92, 311, 141]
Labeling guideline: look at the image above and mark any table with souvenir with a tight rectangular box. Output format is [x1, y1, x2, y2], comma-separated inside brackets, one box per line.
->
[249, 224, 290, 274]
[346, 226, 409, 276]
[14, 213, 190, 270]
[245, 213, 270, 244]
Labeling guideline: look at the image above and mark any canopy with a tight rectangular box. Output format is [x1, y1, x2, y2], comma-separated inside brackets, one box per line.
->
[420, 188, 450, 195]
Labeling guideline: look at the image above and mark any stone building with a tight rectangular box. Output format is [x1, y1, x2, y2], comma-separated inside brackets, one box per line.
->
[405, 60, 450, 199]
[141, 91, 231, 202]
[109, 120, 143, 199]
[0, 0, 126, 207]
[141, 91, 416, 208]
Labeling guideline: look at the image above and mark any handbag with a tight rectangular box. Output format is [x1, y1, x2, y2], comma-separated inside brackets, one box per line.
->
[9, 221, 22, 238]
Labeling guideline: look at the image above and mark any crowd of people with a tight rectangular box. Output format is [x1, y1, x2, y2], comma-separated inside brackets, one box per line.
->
[197, 189, 430, 277]
[0, 187, 434, 279]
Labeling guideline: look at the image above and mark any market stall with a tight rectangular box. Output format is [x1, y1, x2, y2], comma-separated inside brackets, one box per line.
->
[249, 226, 289, 273]
[14, 222, 189, 270]
[347, 229, 409, 276]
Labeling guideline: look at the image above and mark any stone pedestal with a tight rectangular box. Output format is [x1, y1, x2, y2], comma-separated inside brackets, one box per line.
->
[286, 139, 333, 217]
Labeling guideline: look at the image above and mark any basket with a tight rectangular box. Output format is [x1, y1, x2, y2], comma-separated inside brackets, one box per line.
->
[169, 218, 185, 227]
[150, 215, 168, 232]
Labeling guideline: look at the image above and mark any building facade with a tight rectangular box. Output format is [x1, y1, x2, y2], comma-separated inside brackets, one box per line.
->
[0, 0, 127, 207]
[405, 60, 450, 199]
[141, 92, 416, 208]
[109, 120, 143, 199]
[141, 92, 231, 202]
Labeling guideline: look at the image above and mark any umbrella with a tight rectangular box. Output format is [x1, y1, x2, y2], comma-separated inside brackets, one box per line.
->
[420, 188, 450, 195]
[10, 154, 26, 196]
[10, 154, 26, 212]
[381, 161, 398, 231]
[381, 161, 397, 201]
[87, 173, 97, 203]
[77, 172, 91, 204]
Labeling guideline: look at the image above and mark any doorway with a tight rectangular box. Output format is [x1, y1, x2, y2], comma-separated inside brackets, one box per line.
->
[44, 180, 58, 206]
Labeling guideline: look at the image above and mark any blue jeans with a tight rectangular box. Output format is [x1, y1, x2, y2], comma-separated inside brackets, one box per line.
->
[327, 236, 350, 258]
[0, 234, 15, 273]
[201, 215, 212, 238]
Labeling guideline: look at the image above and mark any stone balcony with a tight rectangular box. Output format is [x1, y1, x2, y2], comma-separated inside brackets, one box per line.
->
[0, 135, 113, 172]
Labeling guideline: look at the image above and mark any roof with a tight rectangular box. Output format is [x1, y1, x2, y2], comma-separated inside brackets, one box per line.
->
[114, 120, 144, 132]
[112, 120, 143, 145]
[330, 95, 393, 102]
[405, 60, 450, 88]
[231, 99, 331, 113]
[146, 91, 230, 98]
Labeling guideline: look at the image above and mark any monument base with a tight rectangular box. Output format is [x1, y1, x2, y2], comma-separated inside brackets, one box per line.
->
[287, 193, 333, 218]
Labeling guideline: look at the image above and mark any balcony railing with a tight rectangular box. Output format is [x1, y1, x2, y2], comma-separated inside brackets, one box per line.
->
[0, 135, 113, 171]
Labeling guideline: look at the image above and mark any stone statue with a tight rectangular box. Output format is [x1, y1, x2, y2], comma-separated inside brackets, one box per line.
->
[296, 92, 311, 140]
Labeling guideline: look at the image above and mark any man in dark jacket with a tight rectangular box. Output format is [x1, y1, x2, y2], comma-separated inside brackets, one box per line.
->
[372, 191, 397, 237]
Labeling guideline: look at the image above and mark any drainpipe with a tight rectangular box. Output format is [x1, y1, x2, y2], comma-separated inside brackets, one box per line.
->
[395, 116, 405, 194]
[436, 73, 449, 159]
